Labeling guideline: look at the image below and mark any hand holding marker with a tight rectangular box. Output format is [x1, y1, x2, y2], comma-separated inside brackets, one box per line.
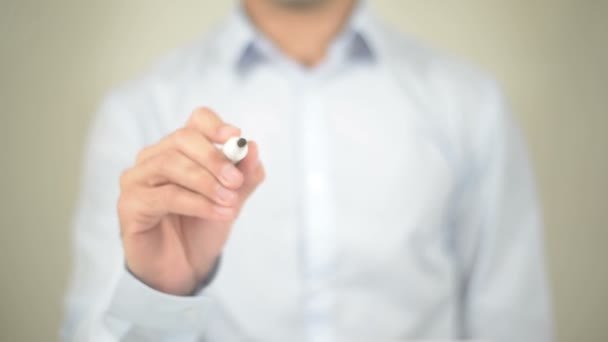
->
[117, 107, 264, 296]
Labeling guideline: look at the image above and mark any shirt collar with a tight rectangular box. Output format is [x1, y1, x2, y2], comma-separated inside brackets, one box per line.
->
[218, 0, 379, 74]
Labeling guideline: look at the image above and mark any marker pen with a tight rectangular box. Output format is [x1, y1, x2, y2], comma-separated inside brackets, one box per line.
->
[221, 137, 248, 164]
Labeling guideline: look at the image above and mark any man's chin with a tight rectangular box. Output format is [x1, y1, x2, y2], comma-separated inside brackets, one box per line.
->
[271, 0, 330, 10]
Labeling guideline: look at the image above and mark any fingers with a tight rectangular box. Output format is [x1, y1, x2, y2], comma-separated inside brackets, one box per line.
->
[118, 107, 265, 235]
[186, 107, 241, 143]
[131, 150, 239, 207]
[145, 184, 237, 221]
[136, 127, 244, 189]
[135, 106, 240, 165]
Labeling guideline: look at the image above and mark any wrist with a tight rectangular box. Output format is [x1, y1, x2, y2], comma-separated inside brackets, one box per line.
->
[125, 262, 198, 296]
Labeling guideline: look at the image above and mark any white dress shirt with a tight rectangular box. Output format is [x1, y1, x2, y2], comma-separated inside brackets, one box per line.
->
[63, 3, 552, 342]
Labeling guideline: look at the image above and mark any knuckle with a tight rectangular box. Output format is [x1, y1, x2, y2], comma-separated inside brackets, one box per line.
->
[117, 193, 140, 221]
[116, 194, 127, 213]
[116, 195, 131, 216]
[192, 107, 212, 124]
[172, 128, 191, 150]
[119, 168, 133, 189]
[135, 146, 151, 163]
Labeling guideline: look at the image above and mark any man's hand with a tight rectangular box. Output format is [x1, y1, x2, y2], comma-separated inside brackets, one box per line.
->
[117, 107, 265, 295]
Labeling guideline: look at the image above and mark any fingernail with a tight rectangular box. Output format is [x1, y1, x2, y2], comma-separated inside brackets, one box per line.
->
[213, 206, 235, 218]
[221, 164, 243, 186]
[216, 185, 237, 204]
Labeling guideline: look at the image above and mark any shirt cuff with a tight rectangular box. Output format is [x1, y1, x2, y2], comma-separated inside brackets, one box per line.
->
[192, 256, 222, 295]
[104, 266, 215, 332]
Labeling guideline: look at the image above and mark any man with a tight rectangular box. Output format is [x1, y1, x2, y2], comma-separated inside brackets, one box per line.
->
[63, 0, 552, 341]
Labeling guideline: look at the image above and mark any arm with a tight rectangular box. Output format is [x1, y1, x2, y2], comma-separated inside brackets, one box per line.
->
[453, 83, 553, 341]
[62, 94, 264, 340]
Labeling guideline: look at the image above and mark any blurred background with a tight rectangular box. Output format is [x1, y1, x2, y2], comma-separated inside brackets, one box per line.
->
[1, 0, 606, 341]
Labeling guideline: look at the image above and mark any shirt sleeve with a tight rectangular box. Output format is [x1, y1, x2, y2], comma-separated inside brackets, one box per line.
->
[61, 91, 216, 341]
[453, 81, 554, 341]
[105, 266, 215, 332]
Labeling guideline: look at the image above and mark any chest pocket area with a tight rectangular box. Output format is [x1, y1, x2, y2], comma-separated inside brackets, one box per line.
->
[332, 111, 455, 269]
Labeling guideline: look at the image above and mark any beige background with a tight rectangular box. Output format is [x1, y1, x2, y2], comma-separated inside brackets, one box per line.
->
[1, 0, 606, 341]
